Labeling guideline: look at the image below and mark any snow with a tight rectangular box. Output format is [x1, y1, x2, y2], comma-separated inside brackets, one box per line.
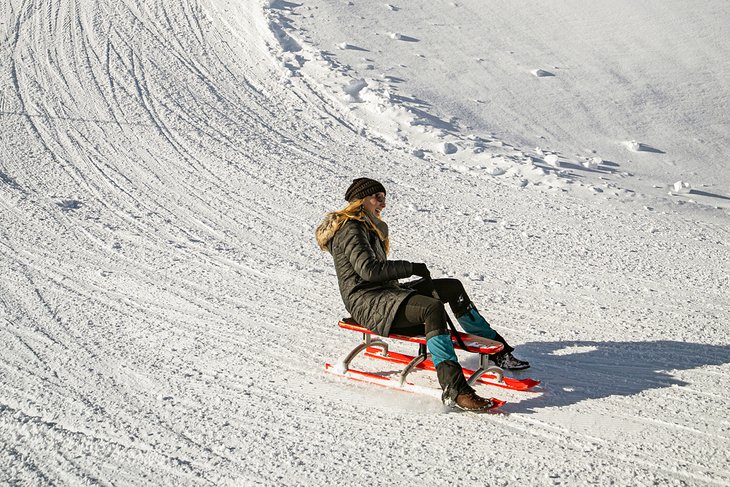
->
[531, 68, 555, 78]
[673, 180, 692, 194]
[440, 141, 458, 155]
[343, 78, 368, 103]
[544, 154, 561, 167]
[1, 0, 729, 485]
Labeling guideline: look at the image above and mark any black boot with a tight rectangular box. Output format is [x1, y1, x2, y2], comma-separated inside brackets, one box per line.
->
[491, 350, 530, 370]
[436, 360, 493, 411]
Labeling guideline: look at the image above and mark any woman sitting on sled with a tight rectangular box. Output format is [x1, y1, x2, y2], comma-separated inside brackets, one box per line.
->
[315, 178, 529, 412]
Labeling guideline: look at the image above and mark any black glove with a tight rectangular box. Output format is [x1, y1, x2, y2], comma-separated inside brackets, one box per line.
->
[411, 263, 430, 278]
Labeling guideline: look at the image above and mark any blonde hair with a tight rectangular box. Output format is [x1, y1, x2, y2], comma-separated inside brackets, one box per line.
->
[315, 199, 389, 254]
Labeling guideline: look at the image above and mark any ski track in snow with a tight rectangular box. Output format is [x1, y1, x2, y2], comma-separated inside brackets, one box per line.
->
[1, 0, 729, 485]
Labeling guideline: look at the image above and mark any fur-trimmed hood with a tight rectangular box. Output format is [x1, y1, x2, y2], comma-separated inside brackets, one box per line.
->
[315, 205, 389, 253]
[315, 211, 342, 252]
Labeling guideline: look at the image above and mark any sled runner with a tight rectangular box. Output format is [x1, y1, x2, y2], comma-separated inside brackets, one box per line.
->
[325, 319, 540, 408]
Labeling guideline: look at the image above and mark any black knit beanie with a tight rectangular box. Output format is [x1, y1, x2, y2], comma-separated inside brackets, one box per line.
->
[344, 178, 386, 202]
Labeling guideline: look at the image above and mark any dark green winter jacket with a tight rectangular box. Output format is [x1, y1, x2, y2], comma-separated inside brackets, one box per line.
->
[327, 219, 415, 336]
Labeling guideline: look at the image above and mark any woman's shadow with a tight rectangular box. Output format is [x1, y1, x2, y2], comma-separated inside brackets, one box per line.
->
[471, 340, 730, 414]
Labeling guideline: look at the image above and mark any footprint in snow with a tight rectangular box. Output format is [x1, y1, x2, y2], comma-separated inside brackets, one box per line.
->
[57, 199, 82, 211]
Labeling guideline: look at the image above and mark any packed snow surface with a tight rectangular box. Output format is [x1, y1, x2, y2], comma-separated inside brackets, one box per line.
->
[1, 0, 729, 485]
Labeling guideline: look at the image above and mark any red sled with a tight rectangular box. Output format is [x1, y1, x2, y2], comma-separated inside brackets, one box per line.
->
[324, 362, 507, 411]
[363, 348, 540, 391]
[326, 320, 541, 410]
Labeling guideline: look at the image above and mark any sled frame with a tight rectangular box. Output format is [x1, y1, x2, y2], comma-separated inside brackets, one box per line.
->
[335, 321, 505, 387]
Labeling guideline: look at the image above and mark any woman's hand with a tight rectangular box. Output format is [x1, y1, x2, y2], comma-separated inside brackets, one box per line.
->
[411, 263, 430, 278]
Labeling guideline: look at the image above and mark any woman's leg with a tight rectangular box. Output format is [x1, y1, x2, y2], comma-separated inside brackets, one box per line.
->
[423, 279, 511, 348]
[405, 277, 469, 314]
[391, 294, 474, 402]
[406, 278, 528, 370]
[428, 278, 471, 316]
[408, 277, 484, 320]
[421, 278, 517, 356]
[391, 294, 447, 340]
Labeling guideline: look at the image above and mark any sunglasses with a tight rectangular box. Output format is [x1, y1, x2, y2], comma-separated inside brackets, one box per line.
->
[372, 193, 386, 203]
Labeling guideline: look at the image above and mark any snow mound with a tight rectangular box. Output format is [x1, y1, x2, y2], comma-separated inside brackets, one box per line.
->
[486, 166, 506, 176]
[440, 141, 458, 155]
[625, 140, 641, 151]
[582, 156, 602, 169]
[344, 78, 368, 102]
[672, 180, 691, 194]
[544, 154, 560, 167]
[410, 148, 425, 158]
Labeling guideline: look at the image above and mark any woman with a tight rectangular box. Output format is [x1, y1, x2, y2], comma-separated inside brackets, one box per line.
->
[316, 178, 529, 412]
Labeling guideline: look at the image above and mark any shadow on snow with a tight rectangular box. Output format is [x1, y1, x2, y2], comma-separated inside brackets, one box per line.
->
[463, 340, 730, 414]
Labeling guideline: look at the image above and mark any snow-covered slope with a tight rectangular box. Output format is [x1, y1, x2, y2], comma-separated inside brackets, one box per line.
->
[277, 0, 730, 201]
[1, 0, 728, 485]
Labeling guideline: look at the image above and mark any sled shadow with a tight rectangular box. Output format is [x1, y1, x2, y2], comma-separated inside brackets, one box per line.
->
[485, 340, 730, 414]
